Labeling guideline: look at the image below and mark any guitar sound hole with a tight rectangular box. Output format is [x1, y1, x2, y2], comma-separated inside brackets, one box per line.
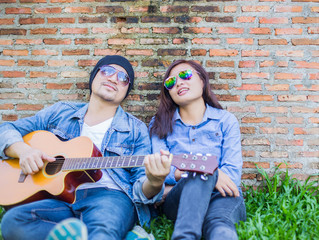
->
[45, 156, 64, 175]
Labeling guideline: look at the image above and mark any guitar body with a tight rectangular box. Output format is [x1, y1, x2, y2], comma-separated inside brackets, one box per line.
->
[0, 131, 102, 208]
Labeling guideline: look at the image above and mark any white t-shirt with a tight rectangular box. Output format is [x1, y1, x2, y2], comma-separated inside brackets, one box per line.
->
[77, 118, 122, 191]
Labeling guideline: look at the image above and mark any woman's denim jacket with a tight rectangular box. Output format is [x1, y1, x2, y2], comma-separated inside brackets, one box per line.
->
[0, 101, 163, 226]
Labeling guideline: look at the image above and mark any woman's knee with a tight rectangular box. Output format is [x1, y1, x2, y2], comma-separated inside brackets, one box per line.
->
[1, 208, 26, 240]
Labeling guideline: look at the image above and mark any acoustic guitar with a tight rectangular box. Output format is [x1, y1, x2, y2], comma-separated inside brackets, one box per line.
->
[0, 130, 218, 208]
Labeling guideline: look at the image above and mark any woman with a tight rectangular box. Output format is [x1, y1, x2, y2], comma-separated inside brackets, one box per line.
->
[150, 60, 246, 240]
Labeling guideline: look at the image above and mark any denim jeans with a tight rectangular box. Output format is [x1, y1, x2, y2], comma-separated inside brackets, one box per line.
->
[162, 171, 246, 240]
[1, 188, 137, 240]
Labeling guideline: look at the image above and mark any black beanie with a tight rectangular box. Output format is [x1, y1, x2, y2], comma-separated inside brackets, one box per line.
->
[89, 55, 134, 98]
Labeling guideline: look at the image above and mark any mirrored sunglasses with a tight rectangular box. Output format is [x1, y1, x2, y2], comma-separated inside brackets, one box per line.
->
[99, 65, 130, 86]
[164, 69, 193, 90]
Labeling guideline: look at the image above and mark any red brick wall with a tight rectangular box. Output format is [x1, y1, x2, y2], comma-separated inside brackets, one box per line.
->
[0, 0, 318, 185]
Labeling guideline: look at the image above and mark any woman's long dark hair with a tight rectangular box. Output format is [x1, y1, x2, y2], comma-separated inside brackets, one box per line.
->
[150, 60, 223, 139]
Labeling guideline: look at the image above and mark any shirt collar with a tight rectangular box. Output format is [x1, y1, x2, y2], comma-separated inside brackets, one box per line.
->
[72, 103, 130, 132]
[173, 104, 223, 124]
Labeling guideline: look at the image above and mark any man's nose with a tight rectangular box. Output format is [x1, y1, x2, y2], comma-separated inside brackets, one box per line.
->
[108, 72, 118, 84]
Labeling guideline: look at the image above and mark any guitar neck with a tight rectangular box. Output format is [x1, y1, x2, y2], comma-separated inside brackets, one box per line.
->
[62, 155, 145, 171]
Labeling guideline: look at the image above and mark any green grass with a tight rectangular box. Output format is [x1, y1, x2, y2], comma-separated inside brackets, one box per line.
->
[1, 166, 318, 240]
[147, 165, 319, 240]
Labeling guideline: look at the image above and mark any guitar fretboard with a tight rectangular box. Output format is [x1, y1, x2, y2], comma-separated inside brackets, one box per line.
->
[62, 156, 145, 171]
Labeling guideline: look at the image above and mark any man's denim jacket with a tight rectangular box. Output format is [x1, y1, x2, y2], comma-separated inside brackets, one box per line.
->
[0, 101, 163, 226]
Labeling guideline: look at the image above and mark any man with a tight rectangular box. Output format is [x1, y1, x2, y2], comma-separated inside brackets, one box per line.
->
[0, 55, 171, 239]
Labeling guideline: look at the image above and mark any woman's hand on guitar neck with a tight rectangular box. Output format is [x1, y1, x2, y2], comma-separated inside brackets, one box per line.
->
[5, 141, 56, 175]
[142, 150, 172, 199]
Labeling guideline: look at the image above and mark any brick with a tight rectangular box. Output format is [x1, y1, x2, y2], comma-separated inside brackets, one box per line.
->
[227, 106, 256, 113]
[276, 139, 303, 146]
[294, 61, 319, 69]
[241, 173, 257, 179]
[243, 162, 270, 168]
[276, 50, 304, 57]
[160, 6, 189, 13]
[3, 49, 28, 56]
[30, 28, 58, 35]
[292, 39, 319, 45]
[227, 38, 253, 45]
[242, 72, 269, 79]
[206, 17, 233, 23]
[292, 107, 316, 113]
[192, 38, 220, 44]
[6, 8, 31, 14]
[237, 17, 255, 23]
[219, 72, 236, 79]
[94, 49, 122, 56]
[65, 7, 92, 13]
[191, 6, 219, 12]
[236, 84, 261, 91]
[153, 27, 180, 34]
[32, 49, 58, 55]
[0, 39, 13, 45]
[174, 16, 202, 23]
[141, 16, 170, 23]
[249, 28, 271, 34]
[34, 7, 61, 14]
[44, 39, 71, 45]
[173, 38, 188, 44]
[0, 29, 26, 35]
[2, 115, 18, 121]
[62, 49, 90, 55]
[0, 18, 14, 25]
[239, 61, 255, 68]
[79, 17, 107, 23]
[57, 94, 82, 100]
[157, 49, 187, 56]
[292, 17, 319, 24]
[260, 127, 288, 134]
[242, 150, 255, 157]
[275, 73, 302, 79]
[310, 73, 319, 80]
[224, 6, 237, 13]
[265, 84, 290, 91]
[259, 39, 287, 45]
[1, 71, 25, 78]
[260, 17, 288, 24]
[111, 17, 138, 23]
[48, 60, 74, 66]
[0, 60, 15, 66]
[61, 28, 88, 34]
[308, 27, 319, 34]
[142, 59, 171, 67]
[121, 27, 149, 34]
[191, 49, 207, 56]
[275, 6, 303, 12]
[16, 39, 42, 45]
[209, 49, 238, 56]
[246, 95, 273, 101]
[260, 107, 288, 113]
[0, 93, 25, 99]
[16, 104, 43, 111]
[240, 127, 256, 134]
[75, 38, 103, 45]
[96, 6, 124, 13]
[274, 162, 302, 168]
[0, 104, 14, 110]
[46, 83, 73, 89]
[278, 95, 307, 101]
[184, 27, 212, 34]
[30, 72, 57, 78]
[309, 118, 319, 124]
[242, 6, 270, 12]
[276, 117, 303, 124]
[211, 84, 229, 90]
[61, 72, 88, 78]
[298, 151, 319, 157]
[261, 152, 288, 158]
[19, 18, 45, 25]
[217, 27, 244, 34]
[18, 60, 45, 66]
[108, 39, 135, 45]
[241, 117, 271, 123]
[216, 95, 240, 101]
[140, 38, 168, 45]
[126, 49, 153, 56]
[207, 61, 234, 67]
[48, 18, 75, 24]
[294, 84, 319, 91]
[275, 28, 303, 35]
[242, 50, 270, 57]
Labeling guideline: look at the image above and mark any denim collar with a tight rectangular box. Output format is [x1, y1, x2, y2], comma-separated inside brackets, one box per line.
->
[71, 103, 130, 132]
[173, 104, 223, 125]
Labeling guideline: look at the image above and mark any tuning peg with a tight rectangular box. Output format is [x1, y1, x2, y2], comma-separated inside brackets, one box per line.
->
[201, 173, 209, 181]
[192, 172, 197, 178]
[181, 172, 189, 178]
[196, 153, 203, 156]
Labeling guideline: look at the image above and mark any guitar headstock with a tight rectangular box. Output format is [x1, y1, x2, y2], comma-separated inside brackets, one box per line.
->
[171, 154, 218, 175]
